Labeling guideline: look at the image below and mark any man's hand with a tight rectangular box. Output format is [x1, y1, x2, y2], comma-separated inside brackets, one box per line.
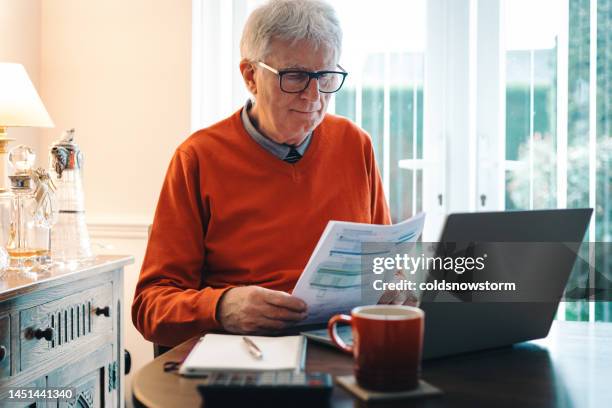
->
[377, 269, 419, 307]
[216, 286, 308, 334]
[377, 288, 419, 306]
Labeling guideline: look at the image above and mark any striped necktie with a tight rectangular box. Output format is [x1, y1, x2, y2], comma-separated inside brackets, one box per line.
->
[284, 147, 302, 163]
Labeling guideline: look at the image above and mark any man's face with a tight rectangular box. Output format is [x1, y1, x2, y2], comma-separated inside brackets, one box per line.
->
[247, 38, 337, 146]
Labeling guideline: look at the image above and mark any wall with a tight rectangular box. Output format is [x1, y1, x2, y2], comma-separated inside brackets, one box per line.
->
[39, 0, 192, 221]
[0, 0, 44, 158]
[38, 0, 192, 405]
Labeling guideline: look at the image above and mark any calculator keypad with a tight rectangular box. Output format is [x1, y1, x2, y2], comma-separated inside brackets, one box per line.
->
[208, 371, 329, 387]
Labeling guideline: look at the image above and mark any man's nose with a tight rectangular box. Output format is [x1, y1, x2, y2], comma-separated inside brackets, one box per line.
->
[301, 77, 320, 101]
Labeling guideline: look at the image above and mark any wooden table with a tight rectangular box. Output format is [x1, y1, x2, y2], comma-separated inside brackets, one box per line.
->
[132, 321, 612, 407]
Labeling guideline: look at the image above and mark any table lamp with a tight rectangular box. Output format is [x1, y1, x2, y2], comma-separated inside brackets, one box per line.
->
[0, 63, 53, 252]
[0, 62, 54, 191]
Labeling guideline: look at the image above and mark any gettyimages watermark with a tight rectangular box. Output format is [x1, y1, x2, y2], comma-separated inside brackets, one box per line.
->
[355, 241, 612, 303]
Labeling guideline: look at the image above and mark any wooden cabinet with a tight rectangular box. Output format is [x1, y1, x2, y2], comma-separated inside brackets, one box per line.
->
[0, 256, 132, 408]
[2, 376, 45, 408]
[0, 315, 9, 379]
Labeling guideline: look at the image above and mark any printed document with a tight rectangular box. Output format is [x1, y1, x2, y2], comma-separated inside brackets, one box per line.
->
[292, 213, 426, 325]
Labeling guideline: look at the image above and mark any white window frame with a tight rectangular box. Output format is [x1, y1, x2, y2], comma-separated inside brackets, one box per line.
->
[191, 0, 598, 249]
[191, 0, 480, 240]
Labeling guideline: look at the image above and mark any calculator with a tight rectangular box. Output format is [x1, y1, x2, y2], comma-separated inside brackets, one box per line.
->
[196, 371, 333, 406]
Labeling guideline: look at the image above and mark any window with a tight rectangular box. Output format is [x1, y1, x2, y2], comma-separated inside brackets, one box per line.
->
[503, 0, 559, 212]
[329, 0, 426, 224]
[192, 0, 611, 322]
[193, 0, 428, 226]
[499, 0, 612, 322]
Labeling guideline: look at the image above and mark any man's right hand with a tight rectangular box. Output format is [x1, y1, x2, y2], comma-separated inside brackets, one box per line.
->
[216, 286, 308, 334]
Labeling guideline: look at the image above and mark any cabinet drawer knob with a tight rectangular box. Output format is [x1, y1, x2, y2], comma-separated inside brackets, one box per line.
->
[95, 306, 110, 317]
[34, 327, 54, 341]
[0, 345, 7, 362]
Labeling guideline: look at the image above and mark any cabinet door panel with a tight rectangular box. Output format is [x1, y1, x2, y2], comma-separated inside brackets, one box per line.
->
[58, 370, 99, 408]
[46, 345, 112, 408]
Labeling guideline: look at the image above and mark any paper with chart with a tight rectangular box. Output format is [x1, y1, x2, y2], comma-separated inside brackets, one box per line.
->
[292, 213, 426, 325]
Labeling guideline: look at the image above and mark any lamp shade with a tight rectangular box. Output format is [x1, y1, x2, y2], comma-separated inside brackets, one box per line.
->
[0, 63, 53, 127]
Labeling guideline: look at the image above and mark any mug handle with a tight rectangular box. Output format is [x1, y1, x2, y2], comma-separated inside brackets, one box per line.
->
[327, 314, 353, 354]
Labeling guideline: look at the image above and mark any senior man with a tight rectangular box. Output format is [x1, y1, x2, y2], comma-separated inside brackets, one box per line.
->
[132, 0, 391, 347]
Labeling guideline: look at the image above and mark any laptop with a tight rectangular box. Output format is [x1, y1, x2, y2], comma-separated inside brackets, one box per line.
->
[302, 208, 592, 359]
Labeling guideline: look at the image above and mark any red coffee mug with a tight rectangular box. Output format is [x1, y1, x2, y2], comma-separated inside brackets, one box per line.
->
[328, 305, 424, 391]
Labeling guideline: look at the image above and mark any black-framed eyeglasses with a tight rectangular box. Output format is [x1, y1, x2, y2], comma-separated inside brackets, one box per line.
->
[257, 61, 348, 94]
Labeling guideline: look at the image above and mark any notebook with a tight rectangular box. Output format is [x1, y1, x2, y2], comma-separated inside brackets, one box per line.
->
[179, 334, 307, 377]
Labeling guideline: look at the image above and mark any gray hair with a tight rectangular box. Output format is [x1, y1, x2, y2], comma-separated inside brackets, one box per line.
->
[240, 0, 343, 62]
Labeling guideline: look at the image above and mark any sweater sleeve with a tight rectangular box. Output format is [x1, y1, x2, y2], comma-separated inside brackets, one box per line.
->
[131, 149, 233, 346]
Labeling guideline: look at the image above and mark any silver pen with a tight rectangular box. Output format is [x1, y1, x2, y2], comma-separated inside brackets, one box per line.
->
[242, 336, 263, 360]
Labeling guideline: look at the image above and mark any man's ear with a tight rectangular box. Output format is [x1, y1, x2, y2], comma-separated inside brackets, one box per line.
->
[240, 59, 258, 95]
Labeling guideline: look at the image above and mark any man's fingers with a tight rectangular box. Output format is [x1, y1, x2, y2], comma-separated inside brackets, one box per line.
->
[377, 289, 399, 304]
[260, 304, 307, 322]
[255, 316, 291, 332]
[261, 288, 307, 312]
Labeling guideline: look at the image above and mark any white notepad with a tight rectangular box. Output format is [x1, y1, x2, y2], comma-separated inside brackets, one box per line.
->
[179, 334, 306, 377]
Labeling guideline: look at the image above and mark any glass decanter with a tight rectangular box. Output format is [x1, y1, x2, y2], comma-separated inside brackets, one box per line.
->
[49, 129, 93, 264]
[6, 146, 45, 272]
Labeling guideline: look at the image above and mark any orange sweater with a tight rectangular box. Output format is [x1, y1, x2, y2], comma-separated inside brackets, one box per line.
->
[132, 109, 391, 346]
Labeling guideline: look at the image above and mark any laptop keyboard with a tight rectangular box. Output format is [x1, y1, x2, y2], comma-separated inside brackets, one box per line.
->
[302, 325, 353, 346]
